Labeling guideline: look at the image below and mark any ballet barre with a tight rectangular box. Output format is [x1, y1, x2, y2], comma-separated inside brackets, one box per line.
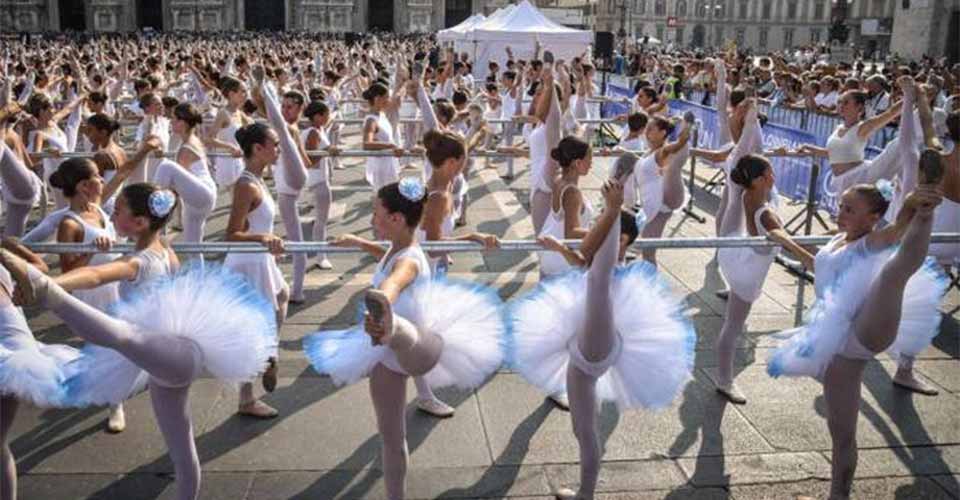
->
[113, 117, 627, 127]
[33, 148, 645, 160]
[24, 234, 960, 255]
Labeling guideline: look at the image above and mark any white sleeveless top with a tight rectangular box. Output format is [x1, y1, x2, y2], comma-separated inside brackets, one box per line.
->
[826, 123, 868, 164]
[538, 184, 595, 277]
[364, 113, 401, 186]
[118, 247, 173, 300]
[636, 152, 665, 221]
[63, 206, 120, 311]
[415, 190, 456, 274]
[300, 126, 330, 188]
[214, 119, 245, 187]
[29, 126, 69, 179]
[239, 172, 277, 234]
[372, 243, 432, 319]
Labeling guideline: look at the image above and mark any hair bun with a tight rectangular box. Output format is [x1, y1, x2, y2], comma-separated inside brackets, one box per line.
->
[49, 169, 64, 189]
[550, 147, 564, 163]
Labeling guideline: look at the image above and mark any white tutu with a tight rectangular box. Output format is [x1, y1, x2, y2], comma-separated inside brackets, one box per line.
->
[510, 262, 695, 410]
[768, 249, 947, 379]
[303, 278, 508, 389]
[215, 156, 245, 188]
[62, 264, 278, 406]
[0, 310, 81, 407]
[223, 253, 286, 309]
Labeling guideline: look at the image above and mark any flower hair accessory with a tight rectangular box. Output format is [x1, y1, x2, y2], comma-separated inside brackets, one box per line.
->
[398, 177, 426, 202]
[148, 189, 176, 218]
[634, 210, 648, 233]
[875, 179, 894, 202]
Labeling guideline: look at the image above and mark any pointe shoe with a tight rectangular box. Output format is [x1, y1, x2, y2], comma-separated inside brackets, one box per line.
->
[238, 400, 279, 419]
[716, 382, 747, 405]
[416, 396, 455, 418]
[261, 357, 279, 393]
[315, 257, 333, 270]
[0, 248, 39, 306]
[893, 371, 940, 396]
[107, 405, 126, 433]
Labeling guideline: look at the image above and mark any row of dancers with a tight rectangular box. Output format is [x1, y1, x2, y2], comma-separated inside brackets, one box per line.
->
[0, 51, 956, 500]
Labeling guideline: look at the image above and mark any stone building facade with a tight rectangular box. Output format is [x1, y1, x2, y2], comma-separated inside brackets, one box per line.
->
[596, 0, 957, 59]
[0, 0, 488, 33]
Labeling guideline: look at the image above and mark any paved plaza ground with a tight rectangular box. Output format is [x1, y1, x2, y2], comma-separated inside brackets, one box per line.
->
[8, 129, 959, 499]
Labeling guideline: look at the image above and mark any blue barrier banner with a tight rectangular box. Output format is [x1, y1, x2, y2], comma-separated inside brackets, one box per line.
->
[602, 81, 632, 118]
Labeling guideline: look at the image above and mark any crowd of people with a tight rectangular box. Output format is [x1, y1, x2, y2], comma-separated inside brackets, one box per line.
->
[0, 30, 957, 500]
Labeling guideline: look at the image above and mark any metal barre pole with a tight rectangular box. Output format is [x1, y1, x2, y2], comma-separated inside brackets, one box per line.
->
[39, 148, 649, 159]
[23, 234, 960, 254]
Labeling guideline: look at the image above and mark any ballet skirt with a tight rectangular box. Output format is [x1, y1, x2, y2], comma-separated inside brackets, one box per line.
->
[61, 262, 279, 406]
[509, 261, 695, 410]
[223, 173, 287, 309]
[768, 235, 947, 380]
[214, 121, 245, 187]
[717, 201, 781, 303]
[0, 269, 79, 407]
[303, 244, 507, 389]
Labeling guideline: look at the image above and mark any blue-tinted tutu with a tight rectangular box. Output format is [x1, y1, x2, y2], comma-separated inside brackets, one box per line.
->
[768, 248, 947, 380]
[510, 261, 695, 410]
[303, 277, 508, 390]
[62, 263, 278, 406]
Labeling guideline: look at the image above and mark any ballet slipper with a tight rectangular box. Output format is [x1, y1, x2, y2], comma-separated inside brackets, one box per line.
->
[415, 396, 455, 418]
[715, 382, 747, 405]
[892, 370, 940, 396]
[237, 399, 279, 419]
[107, 404, 126, 433]
[549, 392, 571, 411]
[554, 487, 588, 500]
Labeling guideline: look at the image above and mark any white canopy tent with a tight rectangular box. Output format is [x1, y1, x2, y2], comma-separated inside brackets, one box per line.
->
[466, 0, 592, 81]
[437, 14, 486, 54]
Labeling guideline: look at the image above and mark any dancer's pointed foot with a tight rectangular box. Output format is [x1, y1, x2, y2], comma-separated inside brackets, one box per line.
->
[364, 289, 395, 345]
[716, 382, 747, 405]
[555, 487, 589, 500]
[0, 248, 38, 306]
[893, 370, 940, 396]
[107, 405, 126, 433]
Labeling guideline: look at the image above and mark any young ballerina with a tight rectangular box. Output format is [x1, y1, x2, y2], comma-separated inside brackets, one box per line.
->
[152, 103, 217, 263]
[0, 237, 73, 500]
[255, 74, 310, 303]
[0, 183, 277, 500]
[527, 65, 564, 236]
[767, 166, 947, 499]
[514, 180, 694, 500]
[222, 122, 290, 419]
[302, 100, 339, 271]
[713, 152, 788, 404]
[538, 136, 596, 280]
[207, 75, 250, 189]
[634, 114, 693, 266]
[49, 157, 134, 432]
[25, 93, 85, 213]
[303, 177, 506, 500]
[361, 82, 405, 192]
[132, 93, 171, 184]
[799, 86, 912, 195]
[0, 107, 42, 236]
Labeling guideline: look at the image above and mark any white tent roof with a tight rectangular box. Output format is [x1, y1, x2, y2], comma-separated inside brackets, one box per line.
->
[437, 14, 486, 43]
[468, 0, 592, 44]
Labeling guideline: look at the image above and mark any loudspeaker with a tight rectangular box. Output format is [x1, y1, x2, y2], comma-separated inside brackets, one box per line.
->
[595, 32, 615, 60]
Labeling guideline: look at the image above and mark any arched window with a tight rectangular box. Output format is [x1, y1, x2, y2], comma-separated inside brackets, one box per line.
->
[655, 0, 667, 15]
[677, 0, 688, 16]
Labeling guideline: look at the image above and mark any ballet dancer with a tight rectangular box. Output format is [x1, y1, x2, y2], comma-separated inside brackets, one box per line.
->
[303, 177, 506, 500]
[223, 122, 291, 419]
[0, 182, 277, 500]
[302, 100, 339, 271]
[515, 180, 694, 500]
